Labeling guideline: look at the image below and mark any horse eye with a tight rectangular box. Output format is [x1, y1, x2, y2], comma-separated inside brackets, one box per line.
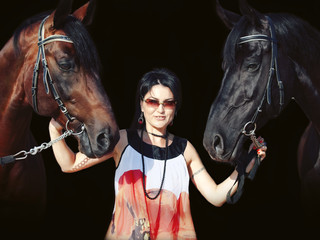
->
[58, 60, 73, 71]
[247, 63, 260, 72]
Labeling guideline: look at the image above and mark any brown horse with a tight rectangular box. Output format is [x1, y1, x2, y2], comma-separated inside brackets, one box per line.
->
[0, 0, 119, 231]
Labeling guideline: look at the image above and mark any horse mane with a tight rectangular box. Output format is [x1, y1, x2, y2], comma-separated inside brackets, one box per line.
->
[13, 11, 50, 53]
[13, 12, 101, 77]
[223, 12, 320, 73]
[269, 13, 320, 69]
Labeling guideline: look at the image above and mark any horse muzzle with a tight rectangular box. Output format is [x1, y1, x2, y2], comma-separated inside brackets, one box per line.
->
[203, 131, 247, 164]
[77, 125, 119, 158]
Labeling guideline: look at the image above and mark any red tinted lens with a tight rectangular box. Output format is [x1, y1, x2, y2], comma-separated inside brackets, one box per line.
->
[145, 99, 160, 107]
[163, 100, 176, 108]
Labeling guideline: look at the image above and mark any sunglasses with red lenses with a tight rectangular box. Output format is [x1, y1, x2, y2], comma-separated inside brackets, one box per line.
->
[144, 98, 177, 109]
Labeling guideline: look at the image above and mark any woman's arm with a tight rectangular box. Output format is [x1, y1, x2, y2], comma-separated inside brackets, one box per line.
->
[49, 118, 121, 173]
[185, 141, 266, 207]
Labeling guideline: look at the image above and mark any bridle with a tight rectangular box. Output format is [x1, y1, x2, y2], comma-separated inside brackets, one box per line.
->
[32, 15, 83, 131]
[226, 16, 283, 204]
[240, 16, 284, 138]
[0, 16, 85, 165]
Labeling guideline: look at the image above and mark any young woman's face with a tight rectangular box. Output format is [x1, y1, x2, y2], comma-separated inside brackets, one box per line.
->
[140, 84, 176, 132]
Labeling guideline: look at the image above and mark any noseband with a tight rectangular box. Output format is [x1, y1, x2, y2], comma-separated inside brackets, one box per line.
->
[31, 16, 78, 125]
[239, 16, 284, 137]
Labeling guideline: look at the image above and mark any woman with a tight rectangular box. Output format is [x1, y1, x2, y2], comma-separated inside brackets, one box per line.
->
[49, 68, 266, 239]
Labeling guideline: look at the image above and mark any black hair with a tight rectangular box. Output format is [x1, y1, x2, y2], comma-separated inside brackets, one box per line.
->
[130, 68, 182, 129]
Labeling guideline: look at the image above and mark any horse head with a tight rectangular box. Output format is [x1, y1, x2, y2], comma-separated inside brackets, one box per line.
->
[203, 0, 297, 164]
[19, 0, 119, 158]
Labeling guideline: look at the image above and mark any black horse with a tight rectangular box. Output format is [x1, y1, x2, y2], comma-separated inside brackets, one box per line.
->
[203, 0, 320, 215]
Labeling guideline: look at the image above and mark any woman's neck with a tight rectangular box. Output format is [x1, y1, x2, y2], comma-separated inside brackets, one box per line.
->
[140, 127, 169, 147]
[144, 129, 167, 138]
[144, 126, 167, 138]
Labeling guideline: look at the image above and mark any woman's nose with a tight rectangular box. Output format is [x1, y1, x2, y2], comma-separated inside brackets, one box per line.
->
[157, 104, 165, 112]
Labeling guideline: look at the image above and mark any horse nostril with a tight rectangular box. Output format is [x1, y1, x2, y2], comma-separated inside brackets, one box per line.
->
[213, 134, 224, 155]
[214, 135, 220, 147]
[97, 130, 111, 150]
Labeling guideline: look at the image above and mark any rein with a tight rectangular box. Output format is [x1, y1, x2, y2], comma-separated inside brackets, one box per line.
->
[0, 16, 85, 165]
[227, 16, 280, 204]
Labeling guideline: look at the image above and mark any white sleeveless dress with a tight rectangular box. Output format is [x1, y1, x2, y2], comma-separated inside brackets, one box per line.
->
[105, 129, 196, 240]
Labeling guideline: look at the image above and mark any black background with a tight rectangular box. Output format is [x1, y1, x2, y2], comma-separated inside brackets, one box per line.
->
[1, 0, 318, 239]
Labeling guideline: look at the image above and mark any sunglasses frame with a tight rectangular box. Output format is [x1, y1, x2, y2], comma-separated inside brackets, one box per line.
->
[143, 98, 177, 109]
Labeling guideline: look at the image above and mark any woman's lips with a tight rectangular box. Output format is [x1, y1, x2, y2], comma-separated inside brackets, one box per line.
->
[155, 116, 166, 120]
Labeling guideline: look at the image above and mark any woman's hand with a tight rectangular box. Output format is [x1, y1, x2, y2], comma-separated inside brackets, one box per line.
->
[245, 136, 267, 173]
[49, 118, 64, 134]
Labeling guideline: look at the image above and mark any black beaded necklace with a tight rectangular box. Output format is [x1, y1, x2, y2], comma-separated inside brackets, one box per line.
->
[140, 128, 168, 200]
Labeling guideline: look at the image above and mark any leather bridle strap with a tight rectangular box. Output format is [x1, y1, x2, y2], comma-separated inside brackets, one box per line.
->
[239, 16, 284, 124]
[32, 16, 74, 121]
[238, 34, 272, 44]
[227, 16, 280, 204]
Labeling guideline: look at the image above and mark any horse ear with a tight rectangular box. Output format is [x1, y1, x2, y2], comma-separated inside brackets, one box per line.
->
[72, 0, 96, 26]
[239, 0, 268, 30]
[216, 0, 241, 29]
[53, 0, 73, 29]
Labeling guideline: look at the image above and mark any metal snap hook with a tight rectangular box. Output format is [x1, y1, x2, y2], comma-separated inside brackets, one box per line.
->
[242, 121, 256, 136]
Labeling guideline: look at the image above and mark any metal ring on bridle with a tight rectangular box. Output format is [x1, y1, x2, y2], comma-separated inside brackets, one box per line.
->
[242, 121, 256, 136]
[65, 118, 85, 136]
